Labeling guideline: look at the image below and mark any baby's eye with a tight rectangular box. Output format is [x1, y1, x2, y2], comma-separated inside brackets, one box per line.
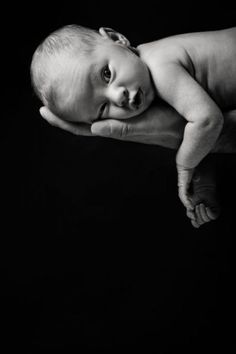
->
[102, 65, 111, 83]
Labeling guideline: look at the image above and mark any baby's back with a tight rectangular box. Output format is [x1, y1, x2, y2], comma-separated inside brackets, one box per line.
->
[138, 27, 236, 110]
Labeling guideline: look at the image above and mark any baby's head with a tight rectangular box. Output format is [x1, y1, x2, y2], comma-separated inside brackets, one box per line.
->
[31, 24, 155, 124]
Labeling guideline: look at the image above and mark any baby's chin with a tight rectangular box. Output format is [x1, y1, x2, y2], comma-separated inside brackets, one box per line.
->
[118, 105, 151, 120]
[133, 98, 154, 118]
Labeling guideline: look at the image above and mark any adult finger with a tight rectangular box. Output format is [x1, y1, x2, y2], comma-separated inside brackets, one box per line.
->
[39, 107, 93, 136]
[91, 115, 182, 148]
[91, 119, 132, 140]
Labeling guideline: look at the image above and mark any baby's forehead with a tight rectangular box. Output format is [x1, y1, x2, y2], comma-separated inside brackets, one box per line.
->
[56, 70, 96, 123]
[54, 46, 109, 120]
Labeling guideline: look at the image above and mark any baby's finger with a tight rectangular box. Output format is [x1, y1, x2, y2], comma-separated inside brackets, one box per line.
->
[199, 203, 211, 223]
[206, 207, 220, 220]
[195, 205, 205, 226]
[186, 209, 196, 221]
[191, 219, 200, 228]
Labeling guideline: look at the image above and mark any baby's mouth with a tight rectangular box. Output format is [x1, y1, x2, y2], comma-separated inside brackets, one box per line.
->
[130, 88, 143, 110]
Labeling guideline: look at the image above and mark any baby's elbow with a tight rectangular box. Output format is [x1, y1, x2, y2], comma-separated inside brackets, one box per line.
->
[199, 113, 224, 133]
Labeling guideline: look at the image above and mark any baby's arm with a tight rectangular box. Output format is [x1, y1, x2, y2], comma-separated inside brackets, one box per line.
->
[40, 103, 222, 227]
[152, 63, 224, 209]
[40, 105, 235, 153]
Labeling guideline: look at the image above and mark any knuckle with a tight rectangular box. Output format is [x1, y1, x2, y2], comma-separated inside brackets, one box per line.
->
[120, 123, 129, 138]
[109, 122, 117, 136]
[109, 122, 129, 139]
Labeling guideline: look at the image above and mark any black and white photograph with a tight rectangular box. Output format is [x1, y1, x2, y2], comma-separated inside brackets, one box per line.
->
[1, 1, 236, 352]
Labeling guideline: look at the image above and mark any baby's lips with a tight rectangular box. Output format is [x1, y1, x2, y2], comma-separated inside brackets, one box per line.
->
[129, 88, 142, 110]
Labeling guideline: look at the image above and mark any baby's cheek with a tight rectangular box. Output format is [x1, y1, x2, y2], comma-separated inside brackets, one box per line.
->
[147, 87, 155, 105]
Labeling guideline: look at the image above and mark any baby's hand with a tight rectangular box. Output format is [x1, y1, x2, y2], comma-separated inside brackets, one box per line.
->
[177, 165, 195, 211]
[186, 184, 221, 228]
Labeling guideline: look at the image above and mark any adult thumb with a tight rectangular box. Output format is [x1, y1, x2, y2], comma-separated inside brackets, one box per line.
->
[91, 119, 130, 139]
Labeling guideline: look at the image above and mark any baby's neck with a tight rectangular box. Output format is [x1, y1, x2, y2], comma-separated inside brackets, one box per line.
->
[128, 45, 139, 56]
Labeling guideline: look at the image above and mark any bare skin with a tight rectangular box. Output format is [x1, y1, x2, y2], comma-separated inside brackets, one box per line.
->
[39, 104, 236, 228]
[137, 27, 236, 211]
[35, 26, 236, 227]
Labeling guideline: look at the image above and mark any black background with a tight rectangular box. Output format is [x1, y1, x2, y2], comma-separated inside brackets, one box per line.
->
[1, 1, 236, 352]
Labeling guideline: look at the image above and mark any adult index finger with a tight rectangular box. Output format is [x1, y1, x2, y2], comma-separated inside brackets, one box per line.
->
[39, 107, 93, 136]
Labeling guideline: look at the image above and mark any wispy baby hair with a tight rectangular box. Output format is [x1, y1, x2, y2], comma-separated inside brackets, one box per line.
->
[30, 24, 101, 117]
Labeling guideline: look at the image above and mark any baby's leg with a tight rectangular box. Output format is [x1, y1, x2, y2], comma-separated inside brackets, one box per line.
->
[186, 156, 221, 228]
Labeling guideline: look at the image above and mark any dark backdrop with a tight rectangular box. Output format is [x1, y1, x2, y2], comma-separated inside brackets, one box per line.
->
[1, 2, 236, 352]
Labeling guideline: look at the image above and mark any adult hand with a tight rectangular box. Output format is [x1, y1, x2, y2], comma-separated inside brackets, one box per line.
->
[39, 104, 185, 149]
[40, 106, 236, 153]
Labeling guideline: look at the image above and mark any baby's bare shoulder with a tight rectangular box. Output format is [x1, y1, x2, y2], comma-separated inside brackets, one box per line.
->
[138, 37, 186, 63]
[138, 27, 236, 65]
[137, 36, 194, 75]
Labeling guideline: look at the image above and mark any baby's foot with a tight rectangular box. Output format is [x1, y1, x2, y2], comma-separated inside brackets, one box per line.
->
[186, 183, 221, 228]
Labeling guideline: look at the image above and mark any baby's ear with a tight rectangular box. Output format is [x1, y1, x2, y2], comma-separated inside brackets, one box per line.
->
[99, 27, 130, 46]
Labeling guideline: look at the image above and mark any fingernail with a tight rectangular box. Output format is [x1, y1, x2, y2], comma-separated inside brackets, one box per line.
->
[39, 107, 45, 116]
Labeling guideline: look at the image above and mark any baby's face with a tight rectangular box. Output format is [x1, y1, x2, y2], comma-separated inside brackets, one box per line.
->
[57, 39, 155, 123]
